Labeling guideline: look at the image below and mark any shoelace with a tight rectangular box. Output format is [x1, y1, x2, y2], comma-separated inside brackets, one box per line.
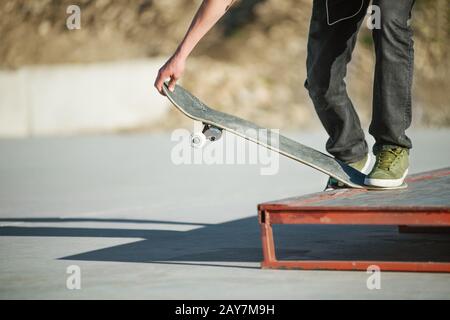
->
[377, 148, 403, 170]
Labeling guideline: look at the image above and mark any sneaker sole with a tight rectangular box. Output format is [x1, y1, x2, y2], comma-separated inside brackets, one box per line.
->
[364, 168, 409, 188]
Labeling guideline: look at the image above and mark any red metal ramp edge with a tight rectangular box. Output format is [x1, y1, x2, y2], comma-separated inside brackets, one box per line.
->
[258, 167, 450, 272]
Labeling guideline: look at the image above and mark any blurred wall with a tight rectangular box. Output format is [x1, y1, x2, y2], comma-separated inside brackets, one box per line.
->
[0, 59, 168, 137]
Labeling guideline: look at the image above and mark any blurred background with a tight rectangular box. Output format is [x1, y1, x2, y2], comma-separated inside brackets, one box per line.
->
[0, 0, 449, 137]
[0, 2, 449, 300]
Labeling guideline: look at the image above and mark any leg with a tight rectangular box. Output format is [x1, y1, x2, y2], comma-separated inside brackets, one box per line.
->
[305, 0, 370, 163]
[260, 212, 277, 267]
[370, 0, 415, 150]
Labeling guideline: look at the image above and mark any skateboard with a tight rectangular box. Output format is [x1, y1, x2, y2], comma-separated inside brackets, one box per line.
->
[163, 83, 406, 190]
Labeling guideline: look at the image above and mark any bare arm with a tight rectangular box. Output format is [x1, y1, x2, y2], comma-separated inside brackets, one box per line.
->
[154, 0, 235, 95]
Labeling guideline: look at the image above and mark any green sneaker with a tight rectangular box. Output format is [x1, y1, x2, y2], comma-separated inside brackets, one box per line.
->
[364, 145, 409, 188]
[325, 154, 371, 190]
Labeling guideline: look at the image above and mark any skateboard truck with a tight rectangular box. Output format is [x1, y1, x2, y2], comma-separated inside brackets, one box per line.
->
[190, 123, 223, 148]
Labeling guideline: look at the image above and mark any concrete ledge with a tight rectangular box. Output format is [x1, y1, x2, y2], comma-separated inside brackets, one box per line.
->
[0, 59, 169, 137]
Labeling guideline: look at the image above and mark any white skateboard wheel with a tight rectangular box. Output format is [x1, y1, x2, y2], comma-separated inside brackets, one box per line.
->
[204, 126, 222, 142]
[190, 132, 206, 148]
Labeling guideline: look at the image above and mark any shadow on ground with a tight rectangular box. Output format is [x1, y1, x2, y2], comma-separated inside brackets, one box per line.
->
[1, 217, 449, 269]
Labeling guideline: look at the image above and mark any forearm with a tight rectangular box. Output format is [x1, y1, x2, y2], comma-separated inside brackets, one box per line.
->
[154, 0, 235, 93]
[175, 0, 235, 59]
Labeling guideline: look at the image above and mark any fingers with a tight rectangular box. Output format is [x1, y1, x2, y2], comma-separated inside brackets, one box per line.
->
[154, 70, 167, 96]
[154, 62, 182, 96]
[168, 75, 179, 92]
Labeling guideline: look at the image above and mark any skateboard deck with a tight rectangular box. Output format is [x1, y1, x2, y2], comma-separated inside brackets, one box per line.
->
[163, 83, 406, 190]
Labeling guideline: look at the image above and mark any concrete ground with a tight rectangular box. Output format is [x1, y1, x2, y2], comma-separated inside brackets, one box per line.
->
[0, 129, 449, 299]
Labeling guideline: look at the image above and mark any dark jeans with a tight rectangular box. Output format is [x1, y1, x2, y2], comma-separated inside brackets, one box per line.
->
[305, 0, 415, 163]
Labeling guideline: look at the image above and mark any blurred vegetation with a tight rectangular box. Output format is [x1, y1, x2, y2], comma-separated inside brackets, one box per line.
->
[0, 0, 448, 128]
